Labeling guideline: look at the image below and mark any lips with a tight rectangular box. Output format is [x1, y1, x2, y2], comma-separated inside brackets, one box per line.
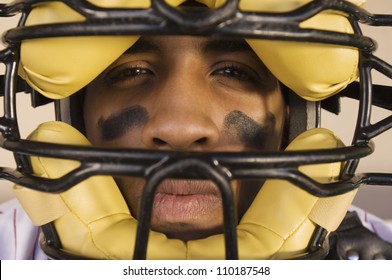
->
[156, 179, 220, 195]
[152, 179, 222, 222]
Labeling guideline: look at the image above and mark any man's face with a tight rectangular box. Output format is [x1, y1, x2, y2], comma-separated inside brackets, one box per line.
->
[84, 36, 286, 241]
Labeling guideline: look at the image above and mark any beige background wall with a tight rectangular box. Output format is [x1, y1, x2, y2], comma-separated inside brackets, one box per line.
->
[322, 1, 392, 219]
[0, 1, 391, 219]
[0, 1, 55, 202]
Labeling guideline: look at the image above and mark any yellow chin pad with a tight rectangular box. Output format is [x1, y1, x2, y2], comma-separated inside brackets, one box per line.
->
[19, 0, 364, 100]
[13, 121, 356, 259]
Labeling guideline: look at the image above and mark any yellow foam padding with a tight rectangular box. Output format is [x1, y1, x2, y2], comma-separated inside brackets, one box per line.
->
[14, 121, 356, 259]
[13, 121, 186, 259]
[19, 0, 364, 100]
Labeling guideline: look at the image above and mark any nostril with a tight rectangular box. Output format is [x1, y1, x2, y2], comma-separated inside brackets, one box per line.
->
[195, 137, 208, 145]
[153, 138, 167, 146]
[152, 136, 209, 148]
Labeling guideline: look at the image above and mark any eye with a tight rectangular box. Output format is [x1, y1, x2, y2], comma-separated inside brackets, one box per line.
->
[106, 65, 154, 86]
[222, 67, 245, 78]
[212, 63, 257, 83]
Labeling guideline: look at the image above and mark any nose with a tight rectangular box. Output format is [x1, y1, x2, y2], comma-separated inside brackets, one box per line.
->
[141, 76, 220, 151]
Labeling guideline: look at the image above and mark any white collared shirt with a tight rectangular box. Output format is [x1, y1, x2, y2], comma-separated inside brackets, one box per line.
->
[0, 198, 46, 260]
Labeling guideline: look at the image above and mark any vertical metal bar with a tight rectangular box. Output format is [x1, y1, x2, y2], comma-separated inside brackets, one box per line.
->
[133, 159, 238, 260]
[133, 173, 161, 260]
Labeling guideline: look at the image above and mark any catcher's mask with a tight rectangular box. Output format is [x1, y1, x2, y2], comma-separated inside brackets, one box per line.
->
[1, 0, 392, 260]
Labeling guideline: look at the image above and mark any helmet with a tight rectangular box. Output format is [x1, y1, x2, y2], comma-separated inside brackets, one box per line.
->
[0, 0, 391, 260]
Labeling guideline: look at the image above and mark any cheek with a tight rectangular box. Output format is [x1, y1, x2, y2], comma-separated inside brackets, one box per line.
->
[231, 180, 262, 220]
[250, 88, 286, 149]
[83, 115, 98, 144]
[84, 88, 104, 144]
[83, 93, 128, 146]
[269, 90, 286, 146]
[115, 177, 145, 217]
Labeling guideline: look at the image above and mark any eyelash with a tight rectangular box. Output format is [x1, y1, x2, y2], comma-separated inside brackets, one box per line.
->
[212, 63, 258, 83]
[106, 66, 153, 85]
[105, 62, 260, 87]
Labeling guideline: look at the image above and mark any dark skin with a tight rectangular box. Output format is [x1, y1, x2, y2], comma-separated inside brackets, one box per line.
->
[83, 36, 286, 241]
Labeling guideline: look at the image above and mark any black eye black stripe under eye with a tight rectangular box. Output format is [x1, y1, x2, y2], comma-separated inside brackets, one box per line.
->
[223, 110, 275, 150]
[98, 105, 149, 141]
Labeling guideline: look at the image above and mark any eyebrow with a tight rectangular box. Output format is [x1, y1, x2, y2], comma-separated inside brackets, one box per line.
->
[124, 38, 160, 55]
[124, 37, 253, 56]
[200, 38, 253, 54]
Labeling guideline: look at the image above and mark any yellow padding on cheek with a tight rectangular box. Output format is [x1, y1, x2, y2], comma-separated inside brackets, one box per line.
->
[14, 122, 355, 259]
[20, 0, 364, 101]
[187, 128, 355, 259]
[14, 121, 186, 259]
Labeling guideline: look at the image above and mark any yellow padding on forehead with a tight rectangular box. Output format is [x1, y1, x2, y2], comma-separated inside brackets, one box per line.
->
[20, 0, 364, 100]
[14, 121, 355, 259]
